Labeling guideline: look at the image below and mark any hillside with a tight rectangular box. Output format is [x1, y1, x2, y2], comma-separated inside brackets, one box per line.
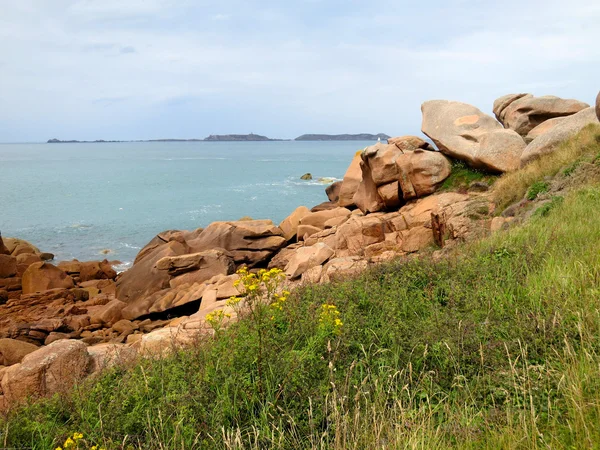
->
[2, 125, 600, 449]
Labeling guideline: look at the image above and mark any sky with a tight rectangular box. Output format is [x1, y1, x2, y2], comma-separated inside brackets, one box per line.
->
[0, 0, 599, 142]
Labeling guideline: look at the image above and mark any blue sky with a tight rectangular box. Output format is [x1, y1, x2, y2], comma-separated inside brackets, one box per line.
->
[0, 0, 599, 142]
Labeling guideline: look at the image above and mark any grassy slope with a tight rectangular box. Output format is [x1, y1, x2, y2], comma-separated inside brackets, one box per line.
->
[3, 127, 600, 450]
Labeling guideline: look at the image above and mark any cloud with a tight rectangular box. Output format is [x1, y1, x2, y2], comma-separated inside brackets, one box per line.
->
[0, 0, 598, 141]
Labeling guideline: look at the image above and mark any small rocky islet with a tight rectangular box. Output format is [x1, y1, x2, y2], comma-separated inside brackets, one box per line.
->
[1, 92, 599, 411]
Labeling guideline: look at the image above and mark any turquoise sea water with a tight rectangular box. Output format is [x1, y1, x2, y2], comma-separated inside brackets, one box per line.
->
[1, 141, 370, 269]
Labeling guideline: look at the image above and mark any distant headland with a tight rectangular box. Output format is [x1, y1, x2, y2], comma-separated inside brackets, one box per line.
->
[47, 132, 389, 143]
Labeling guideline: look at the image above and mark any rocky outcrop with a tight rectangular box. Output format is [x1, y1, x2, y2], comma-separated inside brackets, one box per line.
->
[1, 340, 90, 405]
[279, 206, 311, 241]
[326, 181, 342, 203]
[0, 255, 17, 279]
[187, 220, 286, 267]
[520, 107, 600, 167]
[0, 338, 39, 365]
[596, 91, 600, 121]
[421, 100, 525, 173]
[285, 243, 335, 279]
[338, 152, 363, 208]
[493, 94, 589, 137]
[22, 262, 74, 294]
[348, 140, 451, 214]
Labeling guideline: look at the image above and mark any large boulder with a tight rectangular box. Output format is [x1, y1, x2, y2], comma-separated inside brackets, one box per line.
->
[338, 152, 363, 208]
[352, 159, 385, 213]
[116, 239, 189, 306]
[421, 100, 524, 172]
[3, 238, 40, 257]
[388, 135, 435, 151]
[299, 207, 352, 231]
[0, 338, 39, 365]
[1, 340, 90, 405]
[494, 94, 589, 137]
[525, 116, 568, 143]
[335, 215, 387, 257]
[21, 262, 74, 294]
[285, 243, 335, 279]
[187, 220, 286, 267]
[395, 149, 452, 200]
[325, 181, 343, 203]
[87, 343, 137, 374]
[521, 107, 600, 167]
[79, 260, 117, 282]
[0, 255, 17, 279]
[279, 206, 311, 241]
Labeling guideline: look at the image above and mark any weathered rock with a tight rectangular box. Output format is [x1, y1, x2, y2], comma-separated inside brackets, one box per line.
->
[401, 226, 434, 252]
[353, 159, 385, 213]
[57, 259, 82, 274]
[285, 243, 335, 279]
[338, 152, 363, 208]
[116, 239, 189, 307]
[300, 173, 313, 180]
[40, 253, 54, 261]
[422, 100, 523, 172]
[494, 94, 589, 137]
[268, 243, 303, 270]
[521, 107, 600, 167]
[493, 93, 530, 121]
[3, 238, 40, 257]
[89, 299, 127, 327]
[321, 257, 368, 283]
[388, 135, 435, 152]
[310, 201, 338, 212]
[0, 338, 39, 366]
[0, 234, 9, 255]
[324, 215, 351, 229]
[87, 343, 137, 374]
[362, 142, 401, 186]
[377, 182, 401, 209]
[301, 265, 324, 284]
[155, 249, 234, 278]
[279, 206, 311, 241]
[187, 220, 286, 267]
[300, 207, 352, 231]
[396, 149, 452, 199]
[297, 224, 321, 241]
[122, 282, 206, 320]
[596, 91, 600, 121]
[335, 215, 387, 257]
[15, 252, 41, 267]
[0, 255, 17, 279]
[21, 262, 74, 294]
[525, 116, 567, 143]
[79, 260, 117, 282]
[45, 332, 72, 345]
[1, 340, 90, 405]
[326, 181, 343, 203]
[111, 319, 137, 335]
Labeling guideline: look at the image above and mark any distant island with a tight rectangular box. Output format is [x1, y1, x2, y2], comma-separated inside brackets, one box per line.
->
[294, 133, 390, 141]
[47, 133, 285, 143]
[47, 132, 391, 143]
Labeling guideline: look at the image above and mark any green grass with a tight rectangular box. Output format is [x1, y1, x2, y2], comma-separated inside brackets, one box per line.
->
[440, 160, 496, 192]
[525, 181, 549, 200]
[4, 184, 600, 449]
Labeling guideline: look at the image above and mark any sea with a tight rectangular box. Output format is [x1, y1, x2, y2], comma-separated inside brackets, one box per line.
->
[0, 140, 371, 270]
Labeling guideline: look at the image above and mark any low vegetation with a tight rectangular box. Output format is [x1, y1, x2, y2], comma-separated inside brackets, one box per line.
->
[3, 128, 600, 449]
[493, 124, 600, 209]
[440, 160, 496, 192]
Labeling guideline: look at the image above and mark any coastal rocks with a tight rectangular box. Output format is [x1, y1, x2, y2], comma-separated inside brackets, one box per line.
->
[0, 338, 39, 365]
[335, 215, 387, 257]
[21, 262, 74, 294]
[525, 117, 567, 143]
[494, 94, 589, 137]
[285, 243, 335, 279]
[326, 181, 342, 203]
[87, 343, 137, 374]
[1, 340, 90, 405]
[89, 298, 127, 327]
[300, 173, 313, 180]
[155, 249, 234, 278]
[0, 234, 9, 255]
[79, 260, 117, 282]
[0, 255, 17, 279]
[187, 220, 286, 267]
[338, 152, 363, 208]
[421, 100, 525, 172]
[388, 135, 435, 152]
[299, 207, 352, 231]
[3, 238, 40, 257]
[279, 206, 311, 241]
[116, 239, 189, 308]
[521, 107, 600, 167]
[395, 148, 451, 200]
